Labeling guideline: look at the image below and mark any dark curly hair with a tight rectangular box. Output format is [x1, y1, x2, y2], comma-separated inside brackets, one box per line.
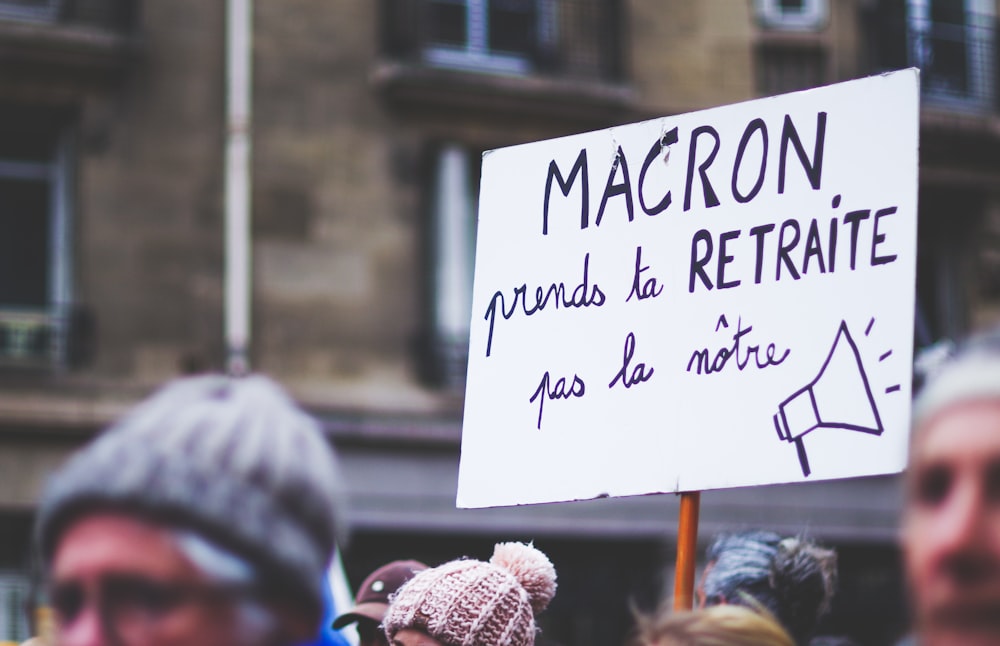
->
[702, 530, 837, 644]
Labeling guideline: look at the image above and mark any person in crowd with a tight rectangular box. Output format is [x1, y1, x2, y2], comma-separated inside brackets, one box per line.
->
[34, 374, 344, 646]
[902, 324, 1000, 645]
[698, 530, 837, 645]
[332, 560, 427, 646]
[629, 603, 795, 646]
[382, 541, 557, 646]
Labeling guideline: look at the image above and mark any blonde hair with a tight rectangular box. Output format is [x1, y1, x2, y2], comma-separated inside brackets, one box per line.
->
[632, 604, 795, 646]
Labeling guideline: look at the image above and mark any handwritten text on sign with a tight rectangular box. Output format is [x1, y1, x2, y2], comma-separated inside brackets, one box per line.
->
[458, 70, 919, 509]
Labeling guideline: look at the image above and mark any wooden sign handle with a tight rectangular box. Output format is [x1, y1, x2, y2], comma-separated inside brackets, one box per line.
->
[672, 491, 701, 610]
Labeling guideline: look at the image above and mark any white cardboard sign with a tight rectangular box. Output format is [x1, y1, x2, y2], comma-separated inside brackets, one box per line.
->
[457, 70, 919, 508]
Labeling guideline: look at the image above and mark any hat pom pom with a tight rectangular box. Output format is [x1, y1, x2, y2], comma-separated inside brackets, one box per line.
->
[491, 542, 557, 614]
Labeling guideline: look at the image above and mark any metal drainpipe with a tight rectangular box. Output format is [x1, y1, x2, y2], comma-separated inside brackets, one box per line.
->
[225, 0, 252, 376]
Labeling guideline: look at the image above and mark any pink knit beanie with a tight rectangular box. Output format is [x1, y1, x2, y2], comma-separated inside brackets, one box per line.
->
[382, 542, 557, 646]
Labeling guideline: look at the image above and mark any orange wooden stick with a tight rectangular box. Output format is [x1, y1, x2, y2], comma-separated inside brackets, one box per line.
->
[673, 491, 701, 610]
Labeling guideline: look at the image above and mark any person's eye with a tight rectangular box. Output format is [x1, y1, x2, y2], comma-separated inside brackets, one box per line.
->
[50, 583, 84, 622]
[109, 578, 182, 616]
[913, 464, 952, 507]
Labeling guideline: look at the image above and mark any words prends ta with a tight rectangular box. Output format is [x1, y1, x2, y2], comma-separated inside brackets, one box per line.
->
[480, 200, 901, 358]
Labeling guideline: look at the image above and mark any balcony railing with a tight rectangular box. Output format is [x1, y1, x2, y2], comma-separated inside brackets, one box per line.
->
[909, 11, 996, 110]
[756, 42, 827, 96]
[0, 305, 93, 370]
[0, 308, 62, 369]
[380, 0, 624, 83]
[865, 2, 997, 113]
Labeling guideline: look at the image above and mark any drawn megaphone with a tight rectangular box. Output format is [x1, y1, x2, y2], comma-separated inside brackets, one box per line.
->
[774, 320, 883, 477]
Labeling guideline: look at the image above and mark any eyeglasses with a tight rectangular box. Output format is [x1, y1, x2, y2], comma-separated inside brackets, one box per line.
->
[50, 574, 257, 644]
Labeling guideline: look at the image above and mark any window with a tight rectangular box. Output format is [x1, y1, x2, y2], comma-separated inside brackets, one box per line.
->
[423, 143, 478, 388]
[423, 0, 556, 74]
[757, 43, 827, 95]
[907, 0, 996, 109]
[0, 0, 61, 23]
[912, 188, 985, 347]
[0, 571, 30, 642]
[0, 107, 74, 369]
[755, 0, 828, 31]
[381, 0, 623, 82]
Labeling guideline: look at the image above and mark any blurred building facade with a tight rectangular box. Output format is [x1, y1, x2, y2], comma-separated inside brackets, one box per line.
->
[0, 0, 997, 643]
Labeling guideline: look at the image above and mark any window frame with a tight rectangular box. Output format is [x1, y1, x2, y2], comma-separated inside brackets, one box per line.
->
[906, 0, 996, 110]
[422, 0, 558, 75]
[0, 570, 31, 642]
[0, 128, 74, 369]
[754, 0, 829, 32]
[0, 0, 62, 23]
[422, 142, 479, 388]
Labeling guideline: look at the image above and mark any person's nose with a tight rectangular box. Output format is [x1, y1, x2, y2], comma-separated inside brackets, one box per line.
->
[928, 475, 991, 579]
[56, 606, 112, 646]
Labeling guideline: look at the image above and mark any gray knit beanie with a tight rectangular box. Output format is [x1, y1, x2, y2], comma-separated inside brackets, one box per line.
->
[35, 373, 345, 620]
[383, 542, 557, 646]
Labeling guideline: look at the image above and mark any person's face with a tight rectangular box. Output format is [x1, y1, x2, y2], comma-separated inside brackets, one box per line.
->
[902, 400, 1000, 645]
[390, 628, 445, 646]
[49, 513, 267, 646]
[356, 617, 388, 646]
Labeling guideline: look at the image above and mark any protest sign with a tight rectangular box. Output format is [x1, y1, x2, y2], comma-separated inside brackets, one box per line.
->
[458, 69, 919, 508]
